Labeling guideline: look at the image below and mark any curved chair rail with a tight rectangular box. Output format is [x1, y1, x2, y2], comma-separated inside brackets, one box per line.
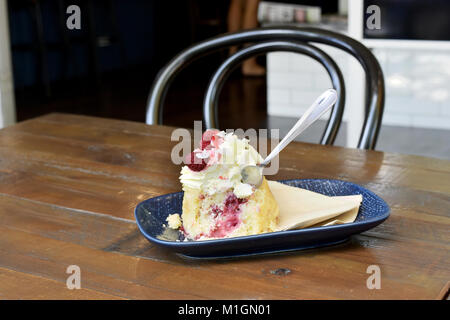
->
[146, 27, 384, 149]
[203, 41, 345, 145]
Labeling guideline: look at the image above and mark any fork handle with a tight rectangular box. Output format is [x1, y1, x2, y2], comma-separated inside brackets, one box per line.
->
[262, 89, 337, 166]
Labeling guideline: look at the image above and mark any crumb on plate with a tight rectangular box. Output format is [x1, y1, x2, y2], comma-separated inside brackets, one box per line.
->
[166, 213, 182, 229]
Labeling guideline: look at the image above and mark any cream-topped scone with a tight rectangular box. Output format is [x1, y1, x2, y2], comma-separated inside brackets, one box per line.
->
[179, 130, 279, 240]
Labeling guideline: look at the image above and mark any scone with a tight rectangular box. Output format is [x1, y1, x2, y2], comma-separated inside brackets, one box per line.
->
[179, 129, 279, 240]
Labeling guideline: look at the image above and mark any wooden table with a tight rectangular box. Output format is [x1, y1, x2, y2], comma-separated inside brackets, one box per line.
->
[0, 113, 448, 300]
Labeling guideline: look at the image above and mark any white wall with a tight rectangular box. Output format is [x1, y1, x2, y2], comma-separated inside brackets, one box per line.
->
[372, 47, 450, 130]
[267, 47, 450, 130]
[0, 0, 16, 128]
[266, 0, 450, 149]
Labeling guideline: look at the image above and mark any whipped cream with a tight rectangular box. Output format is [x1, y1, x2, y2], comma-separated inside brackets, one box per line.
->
[180, 131, 262, 198]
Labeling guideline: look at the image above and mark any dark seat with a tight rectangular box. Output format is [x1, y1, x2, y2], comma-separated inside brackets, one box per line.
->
[146, 27, 385, 150]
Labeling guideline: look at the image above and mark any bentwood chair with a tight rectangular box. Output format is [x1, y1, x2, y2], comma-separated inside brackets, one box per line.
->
[146, 27, 385, 150]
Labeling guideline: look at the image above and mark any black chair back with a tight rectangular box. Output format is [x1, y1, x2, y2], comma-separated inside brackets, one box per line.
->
[146, 27, 384, 150]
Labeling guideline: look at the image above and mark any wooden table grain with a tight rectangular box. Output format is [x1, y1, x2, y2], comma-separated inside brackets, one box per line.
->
[0, 113, 448, 300]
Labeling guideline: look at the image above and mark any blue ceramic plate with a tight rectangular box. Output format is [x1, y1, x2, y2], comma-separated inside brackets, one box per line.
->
[134, 179, 390, 259]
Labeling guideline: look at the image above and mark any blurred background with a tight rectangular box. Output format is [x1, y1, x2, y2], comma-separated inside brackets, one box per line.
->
[0, 0, 449, 159]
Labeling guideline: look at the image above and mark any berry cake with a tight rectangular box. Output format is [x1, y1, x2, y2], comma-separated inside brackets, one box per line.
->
[179, 130, 279, 240]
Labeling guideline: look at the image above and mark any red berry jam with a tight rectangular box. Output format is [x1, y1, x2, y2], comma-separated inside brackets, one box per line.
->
[207, 193, 248, 238]
[210, 204, 222, 219]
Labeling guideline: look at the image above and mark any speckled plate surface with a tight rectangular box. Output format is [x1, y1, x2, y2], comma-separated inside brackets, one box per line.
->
[134, 179, 390, 259]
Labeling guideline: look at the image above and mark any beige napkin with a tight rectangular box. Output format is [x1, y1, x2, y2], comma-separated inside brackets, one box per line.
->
[267, 181, 362, 231]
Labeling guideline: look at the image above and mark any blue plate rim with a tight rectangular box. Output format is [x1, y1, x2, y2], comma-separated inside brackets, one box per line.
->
[134, 178, 390, 248]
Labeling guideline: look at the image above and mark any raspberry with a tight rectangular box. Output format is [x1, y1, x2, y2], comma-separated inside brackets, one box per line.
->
[200, 129, 219, 150]
[211, 134, 224, 148]
[201, 139, 212, 150]
[185, 152, 207, 172]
